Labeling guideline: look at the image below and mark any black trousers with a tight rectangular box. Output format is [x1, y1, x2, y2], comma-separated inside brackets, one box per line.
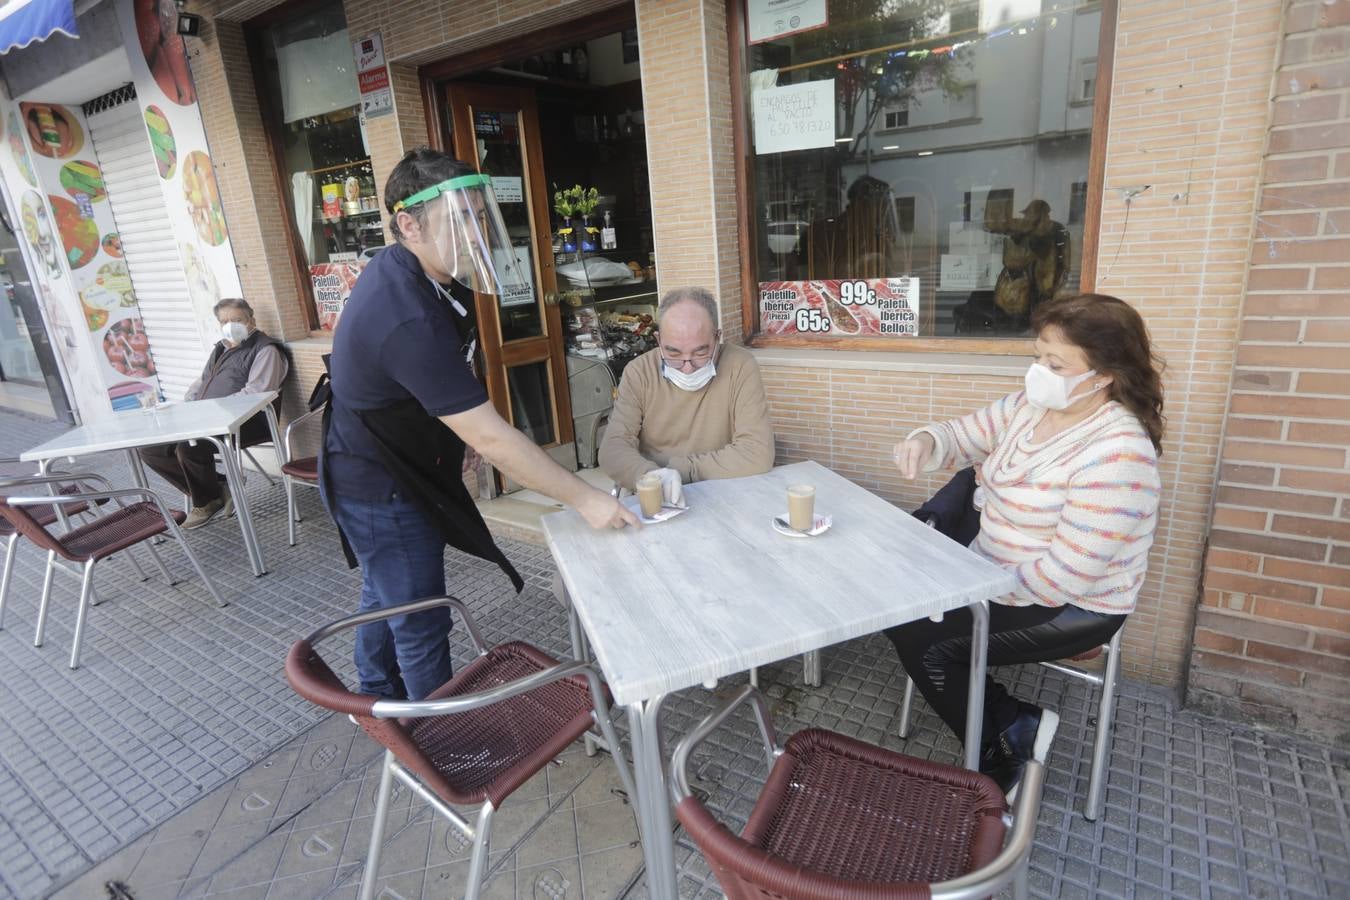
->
[137, 413, 270, 507]
[885, 603, 1126, 748]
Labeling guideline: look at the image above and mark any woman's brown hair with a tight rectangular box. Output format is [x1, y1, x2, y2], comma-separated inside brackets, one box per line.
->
[1031, 294, 1166, 454]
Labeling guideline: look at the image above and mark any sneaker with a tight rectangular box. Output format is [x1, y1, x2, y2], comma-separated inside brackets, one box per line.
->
[981, 702, 1060, 799]
[182, 498, 224, 529]
[219, 483, 234, 519]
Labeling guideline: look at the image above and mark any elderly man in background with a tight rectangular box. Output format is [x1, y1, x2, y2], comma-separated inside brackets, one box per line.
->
[599, 286, 775, 505]
[138, 298, 288, 528]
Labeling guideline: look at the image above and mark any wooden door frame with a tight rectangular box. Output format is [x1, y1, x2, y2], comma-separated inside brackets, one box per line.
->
[441, 82, 576, 449]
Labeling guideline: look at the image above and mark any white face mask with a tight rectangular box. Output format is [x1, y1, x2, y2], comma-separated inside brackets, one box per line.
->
[661, 358, 717, 392]
[221, 321, 249, 345]
[1024, 362, 1102, 410]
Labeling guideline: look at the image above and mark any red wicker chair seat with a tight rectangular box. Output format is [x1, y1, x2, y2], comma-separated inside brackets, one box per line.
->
[57, 502, 185, 562]
[280, 457, 318, 481]
[678, 728, 1008, 899]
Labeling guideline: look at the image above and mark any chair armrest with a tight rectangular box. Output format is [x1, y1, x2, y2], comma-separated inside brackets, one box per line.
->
[370, 656, 605, 720]
[671, 685, 780, 803]
[283, 407, 324, 462]
[304, 594, 489, 657]
[929, 761, 1044, 900]
[0, 470, 113, 492]
[6, 487, 174, 523]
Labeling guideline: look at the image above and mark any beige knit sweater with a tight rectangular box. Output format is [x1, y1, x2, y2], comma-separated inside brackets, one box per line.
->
[599, 344, 776, 491]
[916, 391, 1161, 614]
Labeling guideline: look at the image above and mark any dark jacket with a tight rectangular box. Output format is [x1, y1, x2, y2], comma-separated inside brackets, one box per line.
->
[195, 330, 285, 399]
[321, 389, 524, 592]
[913, 466, 981, 547]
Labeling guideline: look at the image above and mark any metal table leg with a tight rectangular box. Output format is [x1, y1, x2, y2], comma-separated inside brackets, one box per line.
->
[205, 435, 266, 576]
[627, 694, 678, 900]
[964, 598, 990, 771]
[124, 449, 150, 489]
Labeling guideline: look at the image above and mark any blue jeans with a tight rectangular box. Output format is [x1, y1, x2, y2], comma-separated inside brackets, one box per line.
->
[326, 490, 451, 700]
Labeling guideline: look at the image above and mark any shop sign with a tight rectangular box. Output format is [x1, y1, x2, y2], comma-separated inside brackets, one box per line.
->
[752, 79, 835, 155]
[352, 33, 394, 119]
[310, 262, 363, 330]
[759, 279, 920, 337]
[498, 245, 536, 308]
[747, 0, 829, 44]
[939, 253, 1000, 291]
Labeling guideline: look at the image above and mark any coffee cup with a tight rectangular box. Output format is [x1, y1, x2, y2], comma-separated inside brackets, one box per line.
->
[787, 484, 816, 532]
[636, 474, 663, 518]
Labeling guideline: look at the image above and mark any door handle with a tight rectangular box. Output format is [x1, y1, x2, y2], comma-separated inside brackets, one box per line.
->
[544, 291, 560, 307]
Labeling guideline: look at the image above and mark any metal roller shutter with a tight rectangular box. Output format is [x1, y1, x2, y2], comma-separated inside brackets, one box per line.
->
[87, 90, 208, 400]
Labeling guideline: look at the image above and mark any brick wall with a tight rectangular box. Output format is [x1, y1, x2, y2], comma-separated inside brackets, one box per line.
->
[758, 0, 1283, 689]
[1188, 0, 1350, 741]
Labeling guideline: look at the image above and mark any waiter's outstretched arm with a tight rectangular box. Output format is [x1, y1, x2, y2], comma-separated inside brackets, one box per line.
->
[443, 401, 639, 531]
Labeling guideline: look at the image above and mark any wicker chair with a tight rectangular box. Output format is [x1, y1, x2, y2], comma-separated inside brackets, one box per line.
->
[284, 595, 639, 900]
[279, 407, 322, 546]
[672, 686, 1043, 900]
[0, 473, 225, 668]
[1, 466, 110, 630]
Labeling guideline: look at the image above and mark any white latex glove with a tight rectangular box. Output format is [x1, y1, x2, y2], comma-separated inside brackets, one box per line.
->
[647, 467, 687, 508]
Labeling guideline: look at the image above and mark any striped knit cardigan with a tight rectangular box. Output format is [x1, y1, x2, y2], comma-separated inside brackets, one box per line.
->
[914, 391, 1161, 614]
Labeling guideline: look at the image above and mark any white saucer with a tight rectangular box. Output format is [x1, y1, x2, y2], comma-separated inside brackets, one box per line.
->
[623, 497, 688, 524]
[771, 513, 832, 537]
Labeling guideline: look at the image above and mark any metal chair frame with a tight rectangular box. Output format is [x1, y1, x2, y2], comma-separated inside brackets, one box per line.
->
[672, 685, 1043, 899]
[280, 407, 323, 546]
[289, 595, 640, 900]
[898, 627, 1122, 822]
[1, 469, 149, 630]
[2, 474, 226, 668]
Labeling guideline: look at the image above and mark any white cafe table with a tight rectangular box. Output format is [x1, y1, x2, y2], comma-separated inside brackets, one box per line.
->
[543, 460, 1018, 900]
[21, 393, 282, 577]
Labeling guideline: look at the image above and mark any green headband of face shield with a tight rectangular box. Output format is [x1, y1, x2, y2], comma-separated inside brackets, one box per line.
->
[391, 173, 493, 213]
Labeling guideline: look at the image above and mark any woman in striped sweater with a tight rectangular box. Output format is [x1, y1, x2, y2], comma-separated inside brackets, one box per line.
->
[888, 294, 1164, 795]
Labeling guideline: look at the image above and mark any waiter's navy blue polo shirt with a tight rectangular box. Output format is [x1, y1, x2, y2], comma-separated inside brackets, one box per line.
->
[324, 242, 487, 501]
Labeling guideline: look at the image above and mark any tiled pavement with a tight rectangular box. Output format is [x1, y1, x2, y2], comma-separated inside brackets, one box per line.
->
[2, 407, 1348, 899]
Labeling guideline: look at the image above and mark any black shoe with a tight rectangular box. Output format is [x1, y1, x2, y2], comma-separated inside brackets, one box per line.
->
[981, 702, 1060, 798]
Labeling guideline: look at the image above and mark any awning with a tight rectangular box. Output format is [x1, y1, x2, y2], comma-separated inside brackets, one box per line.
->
[0, 0, 77, 55]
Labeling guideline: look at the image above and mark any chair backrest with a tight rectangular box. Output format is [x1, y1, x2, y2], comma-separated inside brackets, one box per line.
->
[0, 498, 71, 559]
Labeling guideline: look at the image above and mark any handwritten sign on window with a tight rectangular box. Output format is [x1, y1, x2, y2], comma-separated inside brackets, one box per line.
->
[752, 80, 836, 155]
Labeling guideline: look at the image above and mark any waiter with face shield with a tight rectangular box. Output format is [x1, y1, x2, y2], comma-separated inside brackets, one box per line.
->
[321, 148, 638, 703]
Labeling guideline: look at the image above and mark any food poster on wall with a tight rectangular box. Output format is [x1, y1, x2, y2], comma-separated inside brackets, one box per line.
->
[118, 0, 243, 353]
[0, 96, 140, 420]
[759, 279, 921, 337]
[310, 262, 362, 330]
[17, 100, 164, 410]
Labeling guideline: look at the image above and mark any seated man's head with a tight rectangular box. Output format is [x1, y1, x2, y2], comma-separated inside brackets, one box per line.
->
[214, 298, 254, 347]
[658, 287, 721, 391]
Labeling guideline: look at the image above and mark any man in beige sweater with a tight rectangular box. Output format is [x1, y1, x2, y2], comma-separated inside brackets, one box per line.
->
[600, 287, 775, 500]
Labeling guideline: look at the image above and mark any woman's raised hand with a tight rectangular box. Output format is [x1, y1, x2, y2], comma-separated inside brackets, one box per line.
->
[893, 433, 935, 479]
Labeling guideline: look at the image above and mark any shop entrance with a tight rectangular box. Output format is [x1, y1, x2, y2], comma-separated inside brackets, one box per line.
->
[428, 16, 657, 496]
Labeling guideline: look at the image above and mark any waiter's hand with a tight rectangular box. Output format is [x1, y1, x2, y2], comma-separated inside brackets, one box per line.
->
[893, 433, 936, 479]
[578, 489, 641, 530]
[462, 446, 482, 475]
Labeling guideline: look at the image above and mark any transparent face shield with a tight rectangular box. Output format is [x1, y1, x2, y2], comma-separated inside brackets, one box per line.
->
[394, 174, 530, 297]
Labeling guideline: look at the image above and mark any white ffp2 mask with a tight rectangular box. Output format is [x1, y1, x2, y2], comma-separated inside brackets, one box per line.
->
[221, 321, 249, 344]
[1024, 362, 1101, 410]
[661, 358, 717, 392]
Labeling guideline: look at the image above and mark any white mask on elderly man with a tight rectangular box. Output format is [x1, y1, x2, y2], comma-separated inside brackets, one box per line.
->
[221, 321, 249, 345]
[661, 358, 717, 392]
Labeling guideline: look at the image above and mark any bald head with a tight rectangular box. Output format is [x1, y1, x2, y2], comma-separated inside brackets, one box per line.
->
[658, 288, 720, 368]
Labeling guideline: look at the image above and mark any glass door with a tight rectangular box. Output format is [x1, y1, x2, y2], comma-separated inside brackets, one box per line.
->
[444, 83, 576, 489]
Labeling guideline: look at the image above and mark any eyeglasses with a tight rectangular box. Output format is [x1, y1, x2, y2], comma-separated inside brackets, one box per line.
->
[660, 351, 714, 372]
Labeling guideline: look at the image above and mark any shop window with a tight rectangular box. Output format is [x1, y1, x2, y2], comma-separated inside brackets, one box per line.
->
[740, 0, 1110, 343]
[250, 2, 381, 331]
